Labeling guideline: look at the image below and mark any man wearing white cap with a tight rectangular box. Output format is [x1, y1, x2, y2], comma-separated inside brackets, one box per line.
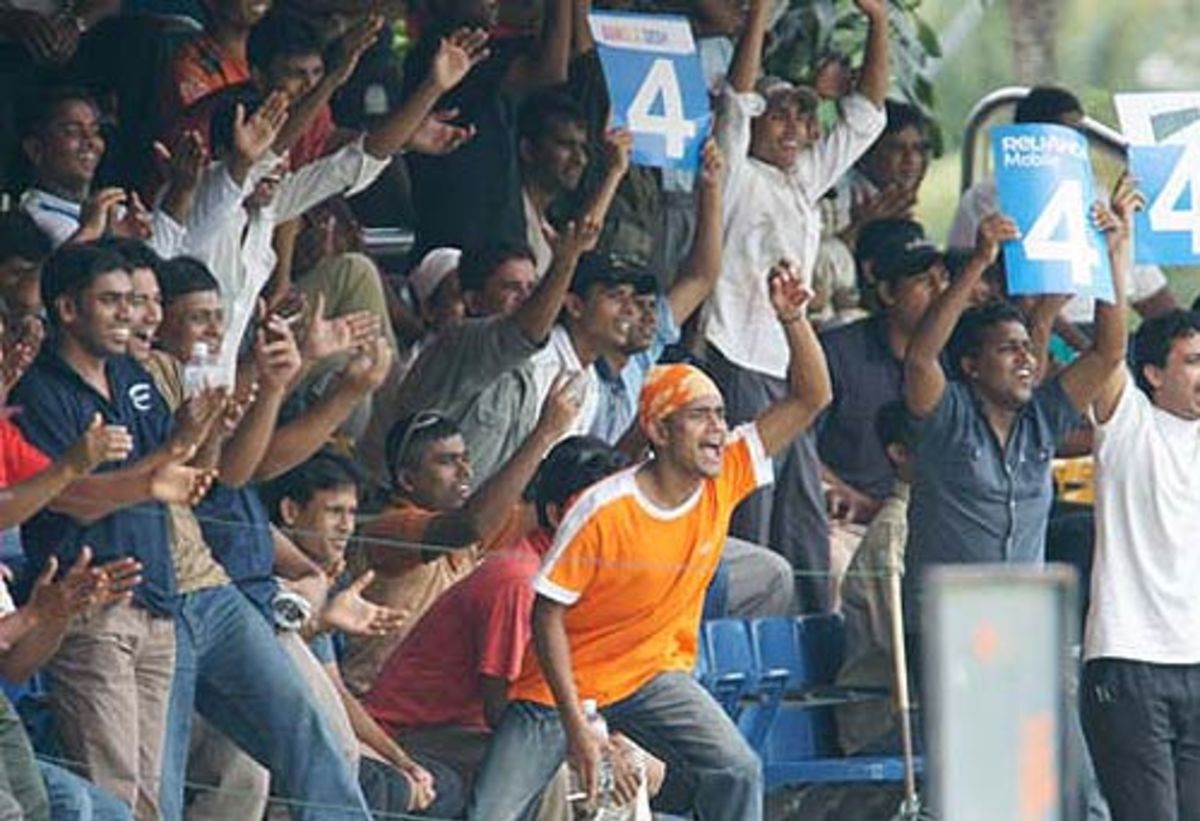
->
[408, 247, 467, 342]
[704, 0, 889, 612]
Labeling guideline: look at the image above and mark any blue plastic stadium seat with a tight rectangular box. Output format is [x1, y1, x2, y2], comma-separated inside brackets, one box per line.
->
[701, 619, 752, 717]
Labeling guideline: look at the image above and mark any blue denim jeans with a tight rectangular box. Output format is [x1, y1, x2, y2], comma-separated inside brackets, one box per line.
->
[38, 761, 132, 820]
[159, 585, 370, 820]
[468, 671, 762, 821]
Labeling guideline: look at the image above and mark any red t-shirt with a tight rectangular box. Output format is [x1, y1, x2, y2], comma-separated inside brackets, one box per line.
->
[363, 530, 548, 734]
[0, 417, 51, 490]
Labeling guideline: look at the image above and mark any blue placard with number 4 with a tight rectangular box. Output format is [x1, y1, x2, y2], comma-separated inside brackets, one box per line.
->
[588, 12, 711, 170]
[992, 124, 1114, 302]
[1129, 144, 1200, 265]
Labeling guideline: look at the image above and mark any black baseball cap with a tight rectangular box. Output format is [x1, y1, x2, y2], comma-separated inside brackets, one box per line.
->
[857, 219, 943, 284]
[571, 252, 644, 296]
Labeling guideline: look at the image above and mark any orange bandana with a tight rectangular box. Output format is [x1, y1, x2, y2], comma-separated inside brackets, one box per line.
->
[638, 364, 722, 430]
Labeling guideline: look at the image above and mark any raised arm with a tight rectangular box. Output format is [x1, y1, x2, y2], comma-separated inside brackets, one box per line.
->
[576, 128, 632, 233]
[504, 0, 572, 92]
[726, 0, 771, 94]
[1074, 175, 1142, 423]
[419, 372, 582, 552]
[364, 29, 490, 160]
[853, 0, 890, 107]
[666, 139, 724, 325]
[754, 262, 833, 457]
[904, 214, 1018, 418]
[514, 218, 600, 344]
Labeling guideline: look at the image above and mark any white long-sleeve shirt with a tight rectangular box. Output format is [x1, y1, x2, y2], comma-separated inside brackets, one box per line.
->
[706, 87, 885, 379]
[182, 137, 390, 382]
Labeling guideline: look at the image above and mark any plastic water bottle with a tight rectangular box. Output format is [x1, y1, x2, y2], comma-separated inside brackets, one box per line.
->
[583, 700, 627, 821]
[181, 341, 212, 398]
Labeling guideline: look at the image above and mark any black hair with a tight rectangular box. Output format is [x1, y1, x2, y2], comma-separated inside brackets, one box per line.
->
[1132, 310, 1200, 397]
[41, 245, 130, 327]
[947, 300, 1029, 379]
[875, 400, 913, 453]
[209, 86, 264, 158]
[880, 99, 929, 139]
[385, 412, 463, 490]
[1014, 86, 1083, 125]
[527, 436, 629, 528]
[457, 243, 536, 295]
[247, 10, 324, 76]
[263, 449, 364, 524]
[0, 212, 52, 265]
[518, 91, 588, 144]
[92, 238, 165, 276]
[18, 86, 100, 139]
[157, 257, 221, 306]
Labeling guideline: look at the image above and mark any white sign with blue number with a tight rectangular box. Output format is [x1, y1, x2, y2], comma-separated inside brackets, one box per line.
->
[588, 12, 711, 170]
[1115, 92, 1200, 265]
[991, 124, 1114, 302]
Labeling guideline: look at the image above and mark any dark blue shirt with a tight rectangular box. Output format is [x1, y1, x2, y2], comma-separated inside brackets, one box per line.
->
[12, 351, 178, 615]
[197, 484, 277, 620]
[904, 377, 1081, 616]
[818, 316, 904, 500]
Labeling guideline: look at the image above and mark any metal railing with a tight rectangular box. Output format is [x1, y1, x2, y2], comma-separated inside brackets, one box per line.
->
[959, 86, 1130, 193]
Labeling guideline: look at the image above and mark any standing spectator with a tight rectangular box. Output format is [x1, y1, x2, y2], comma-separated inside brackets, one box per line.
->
[705, 0, 888, 611]
[818, 219, 947, 526]
[10, 245, 214, 818]
[363, 437, 630, 815]
[342, 373, 581, 694]
[901, 187, 1135, 628]
[469, 263, 831, 820]
[402, 0, 573, 259]
[1080, 292, 1200, 821]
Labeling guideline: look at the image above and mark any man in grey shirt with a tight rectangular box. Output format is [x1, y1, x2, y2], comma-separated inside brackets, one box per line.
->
[901, 201, 1132, 620]
[376, 223, 598, 485]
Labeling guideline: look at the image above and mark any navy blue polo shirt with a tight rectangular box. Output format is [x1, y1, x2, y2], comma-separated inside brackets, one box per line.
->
[903, 376, 1081, 620]
[197, 483, 277, 621]
[12, 350, 178, 615]
[818, 316, 904, 500]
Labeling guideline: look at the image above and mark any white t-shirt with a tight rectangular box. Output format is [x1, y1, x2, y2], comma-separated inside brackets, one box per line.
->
[1084, 376, 1200, 664]
[528, 324, 599, 438]
[946, 180, 1168, 323]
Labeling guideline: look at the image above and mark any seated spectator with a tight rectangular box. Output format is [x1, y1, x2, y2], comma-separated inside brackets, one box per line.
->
[342, 374, 581, 694]
[901, 186, 1137, 635]
[706, 0, 888, 612]
[10, 244, 215, 817]
[0, 212, 52, 320]
[835, 400, 913, 756]
[402, 0, 572, 258]
[372, 218, 597, 485]
[18, 88, 202, 252]
[469, 263, 831, 820]
[363, 436, 633, 816]
[947, 85, 1177, 331]
[266, 451, 466, 818]
[818, 219, 947, 527]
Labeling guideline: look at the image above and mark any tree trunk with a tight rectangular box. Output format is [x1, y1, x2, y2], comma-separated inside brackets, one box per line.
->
[1008, 0, 1059, 84]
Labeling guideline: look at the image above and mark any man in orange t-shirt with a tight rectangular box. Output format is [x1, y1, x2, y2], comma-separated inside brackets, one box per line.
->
[468, 262, 832, 821]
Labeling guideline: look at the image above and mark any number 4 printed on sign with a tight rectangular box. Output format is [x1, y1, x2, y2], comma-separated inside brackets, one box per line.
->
[1148, 142, 1200, 254]
[627, 58, 697, 161]
[1022, 180, 1101, 287]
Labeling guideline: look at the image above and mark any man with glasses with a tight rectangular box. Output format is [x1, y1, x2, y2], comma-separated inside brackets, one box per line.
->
[341, 375, 582, 695]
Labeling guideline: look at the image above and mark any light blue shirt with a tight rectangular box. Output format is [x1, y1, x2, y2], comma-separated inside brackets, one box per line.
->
[591, 297, 680, 444]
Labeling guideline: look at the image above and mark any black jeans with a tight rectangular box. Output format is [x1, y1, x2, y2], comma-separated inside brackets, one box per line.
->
[1081, 658, 1200, 821]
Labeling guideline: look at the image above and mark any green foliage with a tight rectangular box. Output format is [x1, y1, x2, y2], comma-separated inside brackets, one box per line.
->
[765, 0, 946, 151]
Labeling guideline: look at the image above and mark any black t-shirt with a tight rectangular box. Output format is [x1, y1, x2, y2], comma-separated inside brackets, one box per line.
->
[401, 30, 530, 260]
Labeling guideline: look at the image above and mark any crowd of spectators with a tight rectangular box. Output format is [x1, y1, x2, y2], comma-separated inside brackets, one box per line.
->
[0, 0, 1195, 819]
